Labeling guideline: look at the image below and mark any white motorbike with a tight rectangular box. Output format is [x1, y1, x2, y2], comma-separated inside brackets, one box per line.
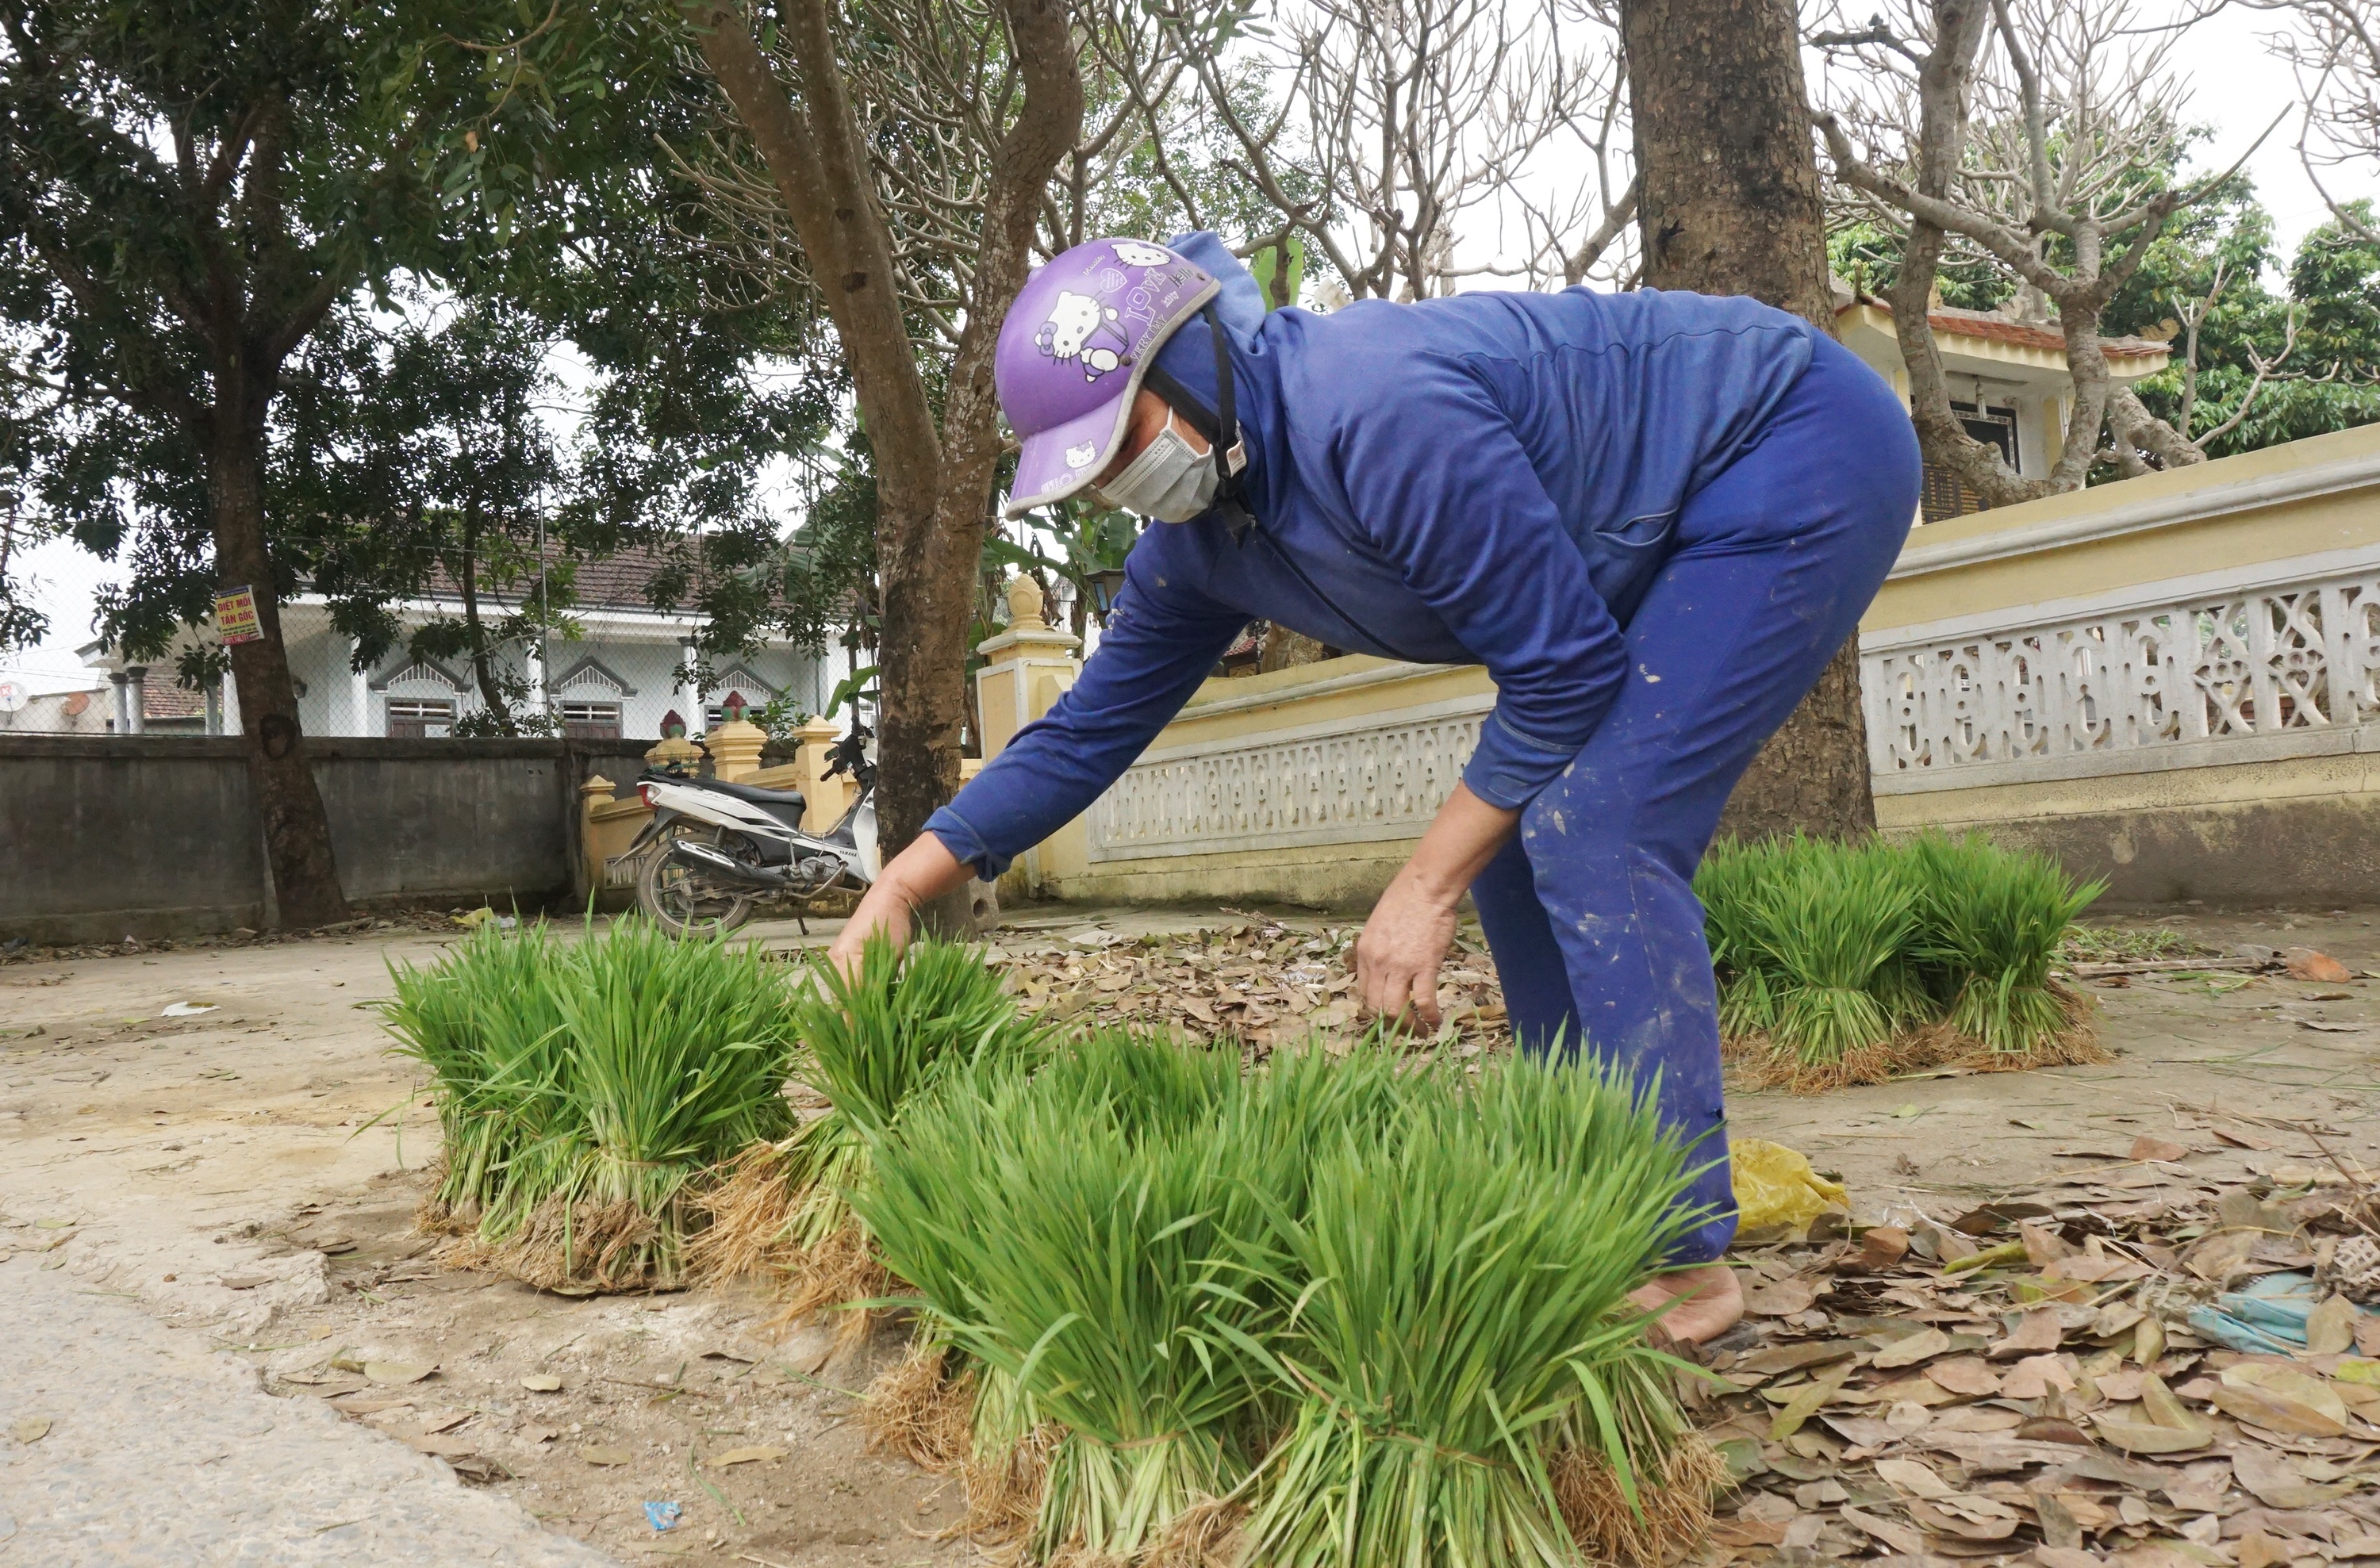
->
[627, 726, 880, 937]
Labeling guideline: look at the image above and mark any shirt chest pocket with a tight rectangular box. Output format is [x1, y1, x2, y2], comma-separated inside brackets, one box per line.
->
[1583, 508, 1679, 625]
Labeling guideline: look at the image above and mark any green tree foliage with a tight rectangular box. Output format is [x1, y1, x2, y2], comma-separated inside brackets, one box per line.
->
[1831, 185, 2380, 466]
[0, 0, 541, 920]
[2107, 197, 2380, 460]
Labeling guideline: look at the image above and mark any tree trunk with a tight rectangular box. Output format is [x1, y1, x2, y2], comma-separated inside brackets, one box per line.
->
[459, 504, 517, 736]
[690, 0, 1079, 937]
[209, 424, 348, 928]
[1620, 0, 1878, 842]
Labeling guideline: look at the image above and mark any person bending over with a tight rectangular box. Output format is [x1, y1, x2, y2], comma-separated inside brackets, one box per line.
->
[829, 233, 1920, 1344]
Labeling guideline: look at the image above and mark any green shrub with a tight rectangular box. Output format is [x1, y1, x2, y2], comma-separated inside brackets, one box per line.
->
[382, 918, 800, 1286]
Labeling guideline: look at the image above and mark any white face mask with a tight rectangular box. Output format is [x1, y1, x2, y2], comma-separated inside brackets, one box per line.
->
[1092, 412, 1222, 523]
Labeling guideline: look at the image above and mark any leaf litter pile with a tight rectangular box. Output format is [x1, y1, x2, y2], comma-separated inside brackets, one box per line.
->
[975, 911, 1512, 1053]
[1699, 1115, 2380, 1568]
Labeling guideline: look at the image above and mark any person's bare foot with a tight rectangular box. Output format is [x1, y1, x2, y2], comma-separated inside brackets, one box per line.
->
[1628, 1263, 1744, 1347]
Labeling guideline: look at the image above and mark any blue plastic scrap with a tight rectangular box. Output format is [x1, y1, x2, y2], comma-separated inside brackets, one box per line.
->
[643, 1501, 682, 1534]
[2187, 1271, 2334, 1355]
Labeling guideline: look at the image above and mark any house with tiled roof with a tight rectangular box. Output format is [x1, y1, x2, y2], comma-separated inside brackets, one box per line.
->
[1833, 285, 2171, 522]
[73, 546, 856, 741]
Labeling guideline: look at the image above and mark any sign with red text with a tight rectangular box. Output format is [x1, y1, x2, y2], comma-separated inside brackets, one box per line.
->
[213, 586, 263, 645]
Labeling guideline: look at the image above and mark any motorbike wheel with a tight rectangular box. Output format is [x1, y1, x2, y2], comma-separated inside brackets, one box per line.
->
[636, 824, 758, 939]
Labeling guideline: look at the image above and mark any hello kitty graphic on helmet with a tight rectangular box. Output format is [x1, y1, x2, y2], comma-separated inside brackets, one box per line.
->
[996, 239, 1219, 517]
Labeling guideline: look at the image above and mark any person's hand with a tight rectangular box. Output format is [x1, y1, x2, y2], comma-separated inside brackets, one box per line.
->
[1353, 785, 1518, 1035]
[827, 880, 915, 983]
[825, 833, 972, 983]
[1354, 872, 1460, 1031]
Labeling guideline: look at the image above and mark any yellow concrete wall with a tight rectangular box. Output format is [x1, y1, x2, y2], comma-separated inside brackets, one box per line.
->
[1031, 656, 1493, 911]
[1863, 420, 2380, 903]
[1865, 420, 2380, 634]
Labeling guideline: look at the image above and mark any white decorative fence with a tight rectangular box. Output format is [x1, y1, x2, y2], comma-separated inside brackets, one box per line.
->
[1084, 681, 1492, 862]
[1862, 546, 2380, 792]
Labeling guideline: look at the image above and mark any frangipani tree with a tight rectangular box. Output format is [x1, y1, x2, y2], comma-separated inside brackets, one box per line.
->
[1812, 0, 2274, 502]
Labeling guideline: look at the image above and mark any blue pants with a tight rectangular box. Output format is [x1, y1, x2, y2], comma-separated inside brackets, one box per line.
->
[1469, 333, 1921, 1264]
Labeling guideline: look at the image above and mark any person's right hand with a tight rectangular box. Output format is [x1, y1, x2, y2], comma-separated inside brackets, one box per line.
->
[824, 830, 969, 982]
[827, 880, 914, 983]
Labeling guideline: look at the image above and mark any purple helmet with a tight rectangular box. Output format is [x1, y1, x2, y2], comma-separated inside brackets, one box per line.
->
[996, 238, 1219, 518]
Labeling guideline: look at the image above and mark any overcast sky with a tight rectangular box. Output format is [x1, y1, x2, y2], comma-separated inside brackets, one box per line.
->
[4, 0, 2354, 675]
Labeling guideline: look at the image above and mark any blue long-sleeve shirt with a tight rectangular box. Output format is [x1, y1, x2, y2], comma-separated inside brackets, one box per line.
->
[927, 234, 1818, 878]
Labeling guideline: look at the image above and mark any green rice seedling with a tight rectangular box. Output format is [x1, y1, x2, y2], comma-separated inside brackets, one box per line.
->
[1747, 838, 1923, 1064]
[382, 922, 573, 1230]
[1242, 1052, 1702, 1568]
[1695, 837, 1808, 1040]
[536, 918, 801, 1282]
[1908, 833, 2103, 1053]
[857, 1029, 1278, 1563]
[694, 934, 1047, 1291]
[383, 918, 800, 1287]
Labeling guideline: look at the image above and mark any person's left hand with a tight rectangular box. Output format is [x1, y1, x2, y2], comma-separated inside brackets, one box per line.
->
[1354, 872, 1459, 1031]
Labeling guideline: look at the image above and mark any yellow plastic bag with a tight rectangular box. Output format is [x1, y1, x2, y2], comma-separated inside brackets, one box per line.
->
[1731, 1137, 1848, 1232]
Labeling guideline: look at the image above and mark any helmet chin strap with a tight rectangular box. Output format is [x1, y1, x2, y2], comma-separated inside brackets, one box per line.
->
[1138, 304, 1257, 542]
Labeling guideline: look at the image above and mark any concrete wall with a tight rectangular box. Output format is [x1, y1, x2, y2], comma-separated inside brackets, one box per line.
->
[0, 736, 652, 944]
[1860, 419, 2380, 908]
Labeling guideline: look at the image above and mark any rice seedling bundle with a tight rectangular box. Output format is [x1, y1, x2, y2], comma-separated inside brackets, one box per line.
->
[858, 1030, 1274, 1564]
[382, 921, 574, 1236]
[383, 918, 800, 1287]
[1242, 1052, 1705, 1568]
[1906, 834, 2104, 1054]
[1746, 839, 1921, 1064]
[861, 1029, 1710, 1568]
[1696, 831, 2102, 1070]
[692, 934, 1046, 1293]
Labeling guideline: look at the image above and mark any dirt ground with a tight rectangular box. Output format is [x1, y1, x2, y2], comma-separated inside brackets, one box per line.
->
[5, 901, 2378, 1564]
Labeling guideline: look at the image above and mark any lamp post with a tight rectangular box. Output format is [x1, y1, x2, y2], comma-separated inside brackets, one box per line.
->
[1084, 566, 1128, 622]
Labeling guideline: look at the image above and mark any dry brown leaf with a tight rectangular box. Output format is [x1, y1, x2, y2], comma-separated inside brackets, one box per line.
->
[2001, 1355, 2077, 1399]
[2129, 1135, 2191, 1164]
[1858, 1375, 1964, 1408]
[2305, 1294, 2358, 1356]
[1873, 1458, 1953, 1498]
[405, 1434, 478, 1459]
[1861, 1226, 1912, 1269]
[2034, 1547, 2106, 1568]
[2140, 1370, 2206, 1434]
[2216, 1363, 2348, 1436]
[1744, 1278, 1818, 1317]
[708, 1445, 787, 1467]
[1841, 1507, 1929, 1555]
[1735, 1340, 1858, 1376]
[2229, 1444, 2357, 1509]
[1874, 1326, 1952, 1369]
[364, 1361, 436, 1386]
[518, 1374, 562, 1393]
[2090, 1414, 2212, 1455]
[1906, 1496, 2019, 1542]
[1769, 1363, 1856, 1440]
[1929, 1405, 2021, 1432]
[1926, 1356, 2003, 1397]
[2021, 1222, 2075, 1264]
[1992, 1311, 2064, 1359]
